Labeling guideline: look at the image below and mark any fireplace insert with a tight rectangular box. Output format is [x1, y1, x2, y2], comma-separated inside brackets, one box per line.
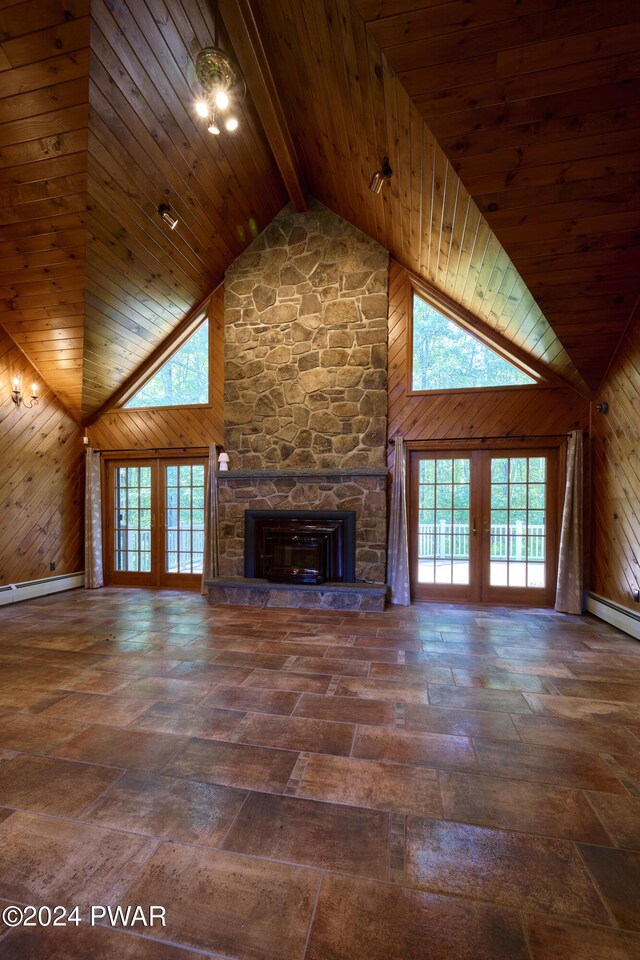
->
[244, 510, 356, 584]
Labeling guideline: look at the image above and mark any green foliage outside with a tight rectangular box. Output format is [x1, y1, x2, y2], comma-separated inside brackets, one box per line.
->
[124, 321, 209, 408]
[412, 295, 535, 391]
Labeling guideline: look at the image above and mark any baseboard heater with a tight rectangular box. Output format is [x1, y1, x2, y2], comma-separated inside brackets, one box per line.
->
[0, 572, 85, 607]
[585, 592, 640, 642]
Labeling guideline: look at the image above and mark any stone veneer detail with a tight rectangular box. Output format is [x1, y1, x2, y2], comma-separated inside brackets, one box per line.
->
[213, 200, 390, 599]
[217, 469, 387, 584]
[224, 199, 389, 470]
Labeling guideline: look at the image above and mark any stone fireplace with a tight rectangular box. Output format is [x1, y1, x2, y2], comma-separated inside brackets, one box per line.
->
[206, 199, 389, 610]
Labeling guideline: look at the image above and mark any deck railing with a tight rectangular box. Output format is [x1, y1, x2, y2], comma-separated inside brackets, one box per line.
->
[418, 522, 545, 561]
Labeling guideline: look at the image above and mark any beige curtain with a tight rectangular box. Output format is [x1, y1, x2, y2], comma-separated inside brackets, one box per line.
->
[555, 430, 583, 614]
[84, 448, 104, 589]
[387, 436, 410, 605]
[201, 443, 220, 594]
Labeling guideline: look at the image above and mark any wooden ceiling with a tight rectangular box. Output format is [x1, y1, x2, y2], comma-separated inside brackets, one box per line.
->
[355, 0, 640, 392]
[0, 0, 286, 422]
[3, 0, 638, 420]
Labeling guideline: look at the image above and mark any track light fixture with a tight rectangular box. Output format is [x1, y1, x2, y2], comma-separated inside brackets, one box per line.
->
[369, 157, 393, 194]
[158, 203, 178, 230]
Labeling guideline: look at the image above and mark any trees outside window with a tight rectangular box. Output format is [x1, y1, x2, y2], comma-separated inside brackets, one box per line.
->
[124, 320, 209, 408]
[412, 294, 535, 391]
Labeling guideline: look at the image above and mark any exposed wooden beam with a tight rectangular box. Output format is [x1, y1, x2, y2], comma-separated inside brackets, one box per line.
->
[218, 0, 308, 212]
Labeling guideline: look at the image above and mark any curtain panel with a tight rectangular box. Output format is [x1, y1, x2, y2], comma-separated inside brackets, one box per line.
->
[201, 443, 220, 594]
[387, 436, 410, 606]
[555, 430, 584, 614]
[84, 448, 104, 589]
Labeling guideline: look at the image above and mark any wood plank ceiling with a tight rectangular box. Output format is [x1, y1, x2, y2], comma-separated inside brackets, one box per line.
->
[0, 0, 287, 422]
[3, 0, 637, 420]
[236, 0, 590, 395]
[355, 0, 640, 392]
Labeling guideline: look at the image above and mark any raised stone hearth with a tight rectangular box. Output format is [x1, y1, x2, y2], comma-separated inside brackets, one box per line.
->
[206, 578, 387, 611]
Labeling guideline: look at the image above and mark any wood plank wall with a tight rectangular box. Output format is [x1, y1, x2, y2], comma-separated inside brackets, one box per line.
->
[590, 312, 640, 608]
[86, 284, 224, 451]
[0, 330, 84, 584]
[0, 0, 90, 418]
[387, 260, 590, 471]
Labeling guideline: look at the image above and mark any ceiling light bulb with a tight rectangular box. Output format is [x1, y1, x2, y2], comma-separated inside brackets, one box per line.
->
[225, 116, 239, 132]
[215, 90, 229, 110]
[208, 116, 221, 135]
[195, 100, 209, 117]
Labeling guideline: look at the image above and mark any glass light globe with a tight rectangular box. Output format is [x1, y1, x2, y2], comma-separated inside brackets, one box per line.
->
[195, 100, 209, 118]
[225, 116, 239, 132]
[215, 90, 229, 110]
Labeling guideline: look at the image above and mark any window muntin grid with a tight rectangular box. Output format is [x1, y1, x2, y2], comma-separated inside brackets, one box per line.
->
[165, 463, 205, 574]
[113, 466, 152, 572]
[417, 457, 471, 585]
[489, 455, 546, 588]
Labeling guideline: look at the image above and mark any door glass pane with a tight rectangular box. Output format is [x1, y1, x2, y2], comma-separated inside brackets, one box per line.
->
[113, 466, 152, 573]
[489, 455, 546, 589]
[417, 457, 470, 585]
[165, 463, 206, 575]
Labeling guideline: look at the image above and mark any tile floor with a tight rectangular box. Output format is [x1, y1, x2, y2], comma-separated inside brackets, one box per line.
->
[0, 589, 639, 958]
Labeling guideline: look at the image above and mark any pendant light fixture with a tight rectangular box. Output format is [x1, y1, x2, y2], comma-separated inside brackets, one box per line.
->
[193, 13, 245, 137]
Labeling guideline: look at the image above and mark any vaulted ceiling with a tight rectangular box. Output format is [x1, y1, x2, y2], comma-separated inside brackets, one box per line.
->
[1, 0, 639, 422]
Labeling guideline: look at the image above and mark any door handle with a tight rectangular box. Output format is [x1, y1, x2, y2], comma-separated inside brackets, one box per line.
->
[472, 517, 477, 535]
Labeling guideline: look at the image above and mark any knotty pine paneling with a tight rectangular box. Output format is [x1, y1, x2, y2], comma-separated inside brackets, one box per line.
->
[356, 0, 640, 391]
[253, 0, 588, 396]
[387, 261, 590, 471]
[590, 312, 640, 608]
[87, 284, 224, 451]
[82, 0, 287, 420]
[0, 330, 84, 584]
[0, 0, 90, 418]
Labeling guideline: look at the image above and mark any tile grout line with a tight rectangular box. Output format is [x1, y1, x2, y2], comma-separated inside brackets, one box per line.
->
[300, 870, 325, 960]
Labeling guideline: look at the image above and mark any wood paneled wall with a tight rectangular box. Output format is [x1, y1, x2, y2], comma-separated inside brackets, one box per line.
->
[387, 261, 590, 470]
[590, 312, 640, 607]
[87, 284, 224, 451]
[0, 330, 84, 584]
[0, 0, 90, 418]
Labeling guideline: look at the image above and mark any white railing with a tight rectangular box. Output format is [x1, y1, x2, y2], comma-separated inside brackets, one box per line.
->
[418, 522, 544, 561]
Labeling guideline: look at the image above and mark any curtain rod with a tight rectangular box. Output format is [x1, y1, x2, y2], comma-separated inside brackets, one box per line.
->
[94, 445, 213, 453]
[388, 432, 588, 445]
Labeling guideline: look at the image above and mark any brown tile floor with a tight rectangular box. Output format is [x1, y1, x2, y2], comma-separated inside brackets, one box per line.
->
[0, 590, 640, 958]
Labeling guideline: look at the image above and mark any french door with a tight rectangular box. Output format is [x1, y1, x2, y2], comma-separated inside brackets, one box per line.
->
[105, 459, 207, 589]
[409, 448, 558, 605]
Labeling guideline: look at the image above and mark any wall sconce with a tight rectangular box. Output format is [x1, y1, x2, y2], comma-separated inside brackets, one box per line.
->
[218, 451, 230, 471]
[158, 203, 178, 230]
[12, 377, 39, 409]
[369, 157, 393, 194]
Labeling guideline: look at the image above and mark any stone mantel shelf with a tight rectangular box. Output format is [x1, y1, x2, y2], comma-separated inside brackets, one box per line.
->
[215, 467, 388, 479]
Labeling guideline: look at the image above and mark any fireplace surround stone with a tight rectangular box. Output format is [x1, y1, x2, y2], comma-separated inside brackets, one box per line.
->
[205, 199, 389, 609]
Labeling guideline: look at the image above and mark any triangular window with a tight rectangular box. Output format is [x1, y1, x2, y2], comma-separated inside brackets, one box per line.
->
[124, 320, 209, 408]
[412, 292, 536, 391]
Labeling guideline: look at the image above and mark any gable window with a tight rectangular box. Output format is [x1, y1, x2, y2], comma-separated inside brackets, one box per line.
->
[124, 319, 209, 409]
[411, 291, 536, 392]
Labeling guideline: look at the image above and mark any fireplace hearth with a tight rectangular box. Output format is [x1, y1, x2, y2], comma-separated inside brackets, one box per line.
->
[244, 510, 356, 584]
